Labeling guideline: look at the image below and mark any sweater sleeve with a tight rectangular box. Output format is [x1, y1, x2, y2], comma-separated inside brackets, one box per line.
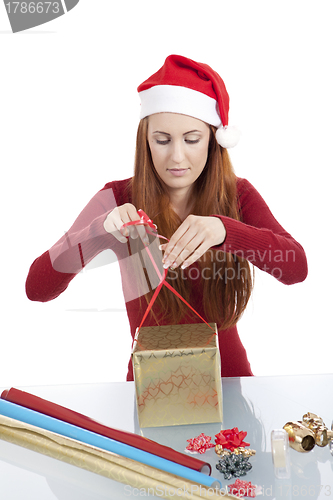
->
[213, 178, 308, 285]
[26, 179, 132, 302]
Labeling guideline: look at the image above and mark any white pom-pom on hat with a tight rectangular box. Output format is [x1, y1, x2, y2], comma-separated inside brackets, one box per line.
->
[215, 125, 241, 148]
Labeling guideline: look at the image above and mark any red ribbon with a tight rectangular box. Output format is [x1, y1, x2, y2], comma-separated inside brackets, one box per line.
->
[121, 210, 215, 336]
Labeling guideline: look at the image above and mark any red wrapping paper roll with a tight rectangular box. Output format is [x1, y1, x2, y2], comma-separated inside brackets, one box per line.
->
[1, 388, 211, 475]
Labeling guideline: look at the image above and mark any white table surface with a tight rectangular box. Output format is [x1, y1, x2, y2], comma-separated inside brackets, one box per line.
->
[0, 375, 332, 499]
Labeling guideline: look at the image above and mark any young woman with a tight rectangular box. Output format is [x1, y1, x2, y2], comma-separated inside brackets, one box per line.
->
[26, 55, 308, 380]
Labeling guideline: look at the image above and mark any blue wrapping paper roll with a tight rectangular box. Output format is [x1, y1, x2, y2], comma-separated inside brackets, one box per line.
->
[0, 399, 221, 489]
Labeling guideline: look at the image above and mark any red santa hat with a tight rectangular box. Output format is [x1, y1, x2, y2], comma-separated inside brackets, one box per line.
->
[137, 54, 240, 148]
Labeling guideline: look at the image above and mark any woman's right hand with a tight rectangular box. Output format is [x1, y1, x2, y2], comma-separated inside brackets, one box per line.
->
[103, 203, 148, 244]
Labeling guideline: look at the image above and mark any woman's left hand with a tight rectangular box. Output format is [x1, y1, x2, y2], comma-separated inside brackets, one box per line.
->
[160, 215, 226, 270]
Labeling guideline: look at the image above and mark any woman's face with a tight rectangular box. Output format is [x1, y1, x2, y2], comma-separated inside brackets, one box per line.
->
[147, 113, 210, 198]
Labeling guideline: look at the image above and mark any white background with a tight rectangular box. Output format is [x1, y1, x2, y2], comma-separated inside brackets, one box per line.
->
[1, 1, 332, 387]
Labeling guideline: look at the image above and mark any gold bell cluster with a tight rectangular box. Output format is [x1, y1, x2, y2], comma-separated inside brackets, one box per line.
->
[283, 412, 333, 453]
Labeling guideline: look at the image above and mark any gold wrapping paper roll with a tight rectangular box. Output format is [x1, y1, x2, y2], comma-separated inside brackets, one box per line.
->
[0, 414, 236, 500]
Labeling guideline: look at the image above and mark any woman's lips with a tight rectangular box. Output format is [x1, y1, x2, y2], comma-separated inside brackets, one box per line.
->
[168, 168, 189, 177]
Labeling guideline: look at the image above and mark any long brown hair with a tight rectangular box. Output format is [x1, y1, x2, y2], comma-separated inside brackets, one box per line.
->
[131, 117, 253, 329]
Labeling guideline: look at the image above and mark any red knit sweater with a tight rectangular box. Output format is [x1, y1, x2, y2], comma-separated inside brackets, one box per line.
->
[26, 178, 307, 380]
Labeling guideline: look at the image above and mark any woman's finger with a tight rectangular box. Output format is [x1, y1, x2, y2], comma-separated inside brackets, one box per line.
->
[103, 208, 126, 243]
[165, 233, 207, 269]
[162, 216, 207, 267]
[162, 216, 226, 268]
[122, 205, 150, 245]
[161, 219, 193, 263]
[180, 241, 212, 269]
[104, 204, 142, 243]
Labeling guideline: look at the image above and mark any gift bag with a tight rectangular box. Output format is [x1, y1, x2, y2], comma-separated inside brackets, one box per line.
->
[132, 323, 223, 428]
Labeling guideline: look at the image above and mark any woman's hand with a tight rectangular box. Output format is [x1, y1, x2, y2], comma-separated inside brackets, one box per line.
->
[103, 203, 149, 244]
[160, 215, 226, 269]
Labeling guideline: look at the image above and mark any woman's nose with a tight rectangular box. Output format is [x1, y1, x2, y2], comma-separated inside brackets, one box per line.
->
[171, 141, 185, 164]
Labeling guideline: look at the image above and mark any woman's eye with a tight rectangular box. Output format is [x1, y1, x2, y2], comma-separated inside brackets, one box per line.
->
[156, 139, 170, 145]
[155, 138, 200, 145]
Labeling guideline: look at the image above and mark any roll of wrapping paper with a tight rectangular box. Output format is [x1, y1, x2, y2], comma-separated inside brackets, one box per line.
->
[1, 388, 211, 474]
[0, 399, 221, 489]
[0, 415, 236, 500]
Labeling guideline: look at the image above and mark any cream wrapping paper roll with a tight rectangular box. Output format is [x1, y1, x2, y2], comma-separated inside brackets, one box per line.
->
[0, 414, 236, 500]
